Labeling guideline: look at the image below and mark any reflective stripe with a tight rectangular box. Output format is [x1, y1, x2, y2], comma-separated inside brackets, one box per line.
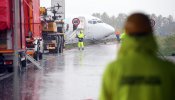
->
[121, 76, 162, 85]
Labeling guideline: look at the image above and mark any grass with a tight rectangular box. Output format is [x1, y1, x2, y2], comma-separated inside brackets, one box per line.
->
[156, 34, 175, 56]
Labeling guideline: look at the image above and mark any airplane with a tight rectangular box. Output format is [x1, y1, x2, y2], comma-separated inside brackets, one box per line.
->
[41, 10, 115, 43]
[65, 15, 115, 44]
[55, 3, 62, 10]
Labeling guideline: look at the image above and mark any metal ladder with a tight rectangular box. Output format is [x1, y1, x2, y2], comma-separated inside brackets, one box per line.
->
[65, 30, 82, 44]
[69, 30, 79, 39]
[26, 54, 42, 69]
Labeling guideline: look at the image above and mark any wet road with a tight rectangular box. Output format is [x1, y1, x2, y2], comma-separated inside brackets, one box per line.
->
[0, 43, 118, 100]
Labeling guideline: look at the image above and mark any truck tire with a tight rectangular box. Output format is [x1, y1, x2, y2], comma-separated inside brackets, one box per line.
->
[34, 52, 38, 61]
[59, 36, 63, 53]
[39, 52, 43, 60]
[55, 48, 58, 53]
[59, 44, 63, 53]
[21, 59, 27, 68]
[0, 55, 7, 74]
[8, 55, 22, 73]
[49, 49, 54, 53]
[18, 53, 23, 73]
[0, 67, 7, 75]
[7, 67, 13, 73]
[54, 36, 59, 54]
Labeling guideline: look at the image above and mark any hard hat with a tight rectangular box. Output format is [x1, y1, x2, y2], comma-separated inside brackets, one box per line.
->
[124, 13, 153, 36]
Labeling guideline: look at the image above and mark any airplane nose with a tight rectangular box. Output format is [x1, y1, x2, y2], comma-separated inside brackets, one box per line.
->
[105, 24, 115, 36]
[91, 23, 115, 40]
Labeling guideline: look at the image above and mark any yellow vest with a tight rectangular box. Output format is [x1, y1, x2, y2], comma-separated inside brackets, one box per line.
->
[78, 33, 85, 38]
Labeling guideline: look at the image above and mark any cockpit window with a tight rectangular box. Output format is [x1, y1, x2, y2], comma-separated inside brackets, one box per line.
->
[88, 19, 103, 24]
[93, 21, 97, 24]
[97, 20, 103, 23]
[88, 21, 93, 24]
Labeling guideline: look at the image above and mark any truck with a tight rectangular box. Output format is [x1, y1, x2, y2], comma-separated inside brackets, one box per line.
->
[0, 0, 42, 74]
[24, 0, 43, 60]
[0, 0, 26, 74]
[41, 21, 64, 53]
[40, 7, 65, 54]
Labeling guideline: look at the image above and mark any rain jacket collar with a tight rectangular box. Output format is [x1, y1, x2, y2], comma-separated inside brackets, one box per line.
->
[118, 34, 158, 57]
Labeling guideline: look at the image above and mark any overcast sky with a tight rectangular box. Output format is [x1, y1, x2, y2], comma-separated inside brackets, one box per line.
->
[40, 0, 175, 17]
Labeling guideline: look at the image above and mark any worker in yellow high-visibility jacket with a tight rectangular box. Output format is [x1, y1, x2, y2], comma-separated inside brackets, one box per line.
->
[100, 13, 175, 100]
[120, 30, 126, 42]
[77, 31, 85, 50]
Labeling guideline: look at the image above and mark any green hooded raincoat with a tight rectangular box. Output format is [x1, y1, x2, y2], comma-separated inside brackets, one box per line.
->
[100, 34, 175, 100]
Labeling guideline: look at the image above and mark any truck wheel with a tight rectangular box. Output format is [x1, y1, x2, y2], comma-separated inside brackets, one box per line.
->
[21, 59, 27, 68]
[18, 61, 22, 73]
[59, 45, 63, 53]
[49, 49, 54, 53]
[0, 67, 7, 75]
[55, 48, 58, 53]
[7, 54, 22, 73]
[39, 52, 43, 60]
[9, 55, 22, 73]
[34, 52, 39, 61]
[7, 67, 13, 73]
[54, 36, 59, 54]
[34, 52, 37, 60]
[0, 56, 7, 74]
[59, 36, 64, 53]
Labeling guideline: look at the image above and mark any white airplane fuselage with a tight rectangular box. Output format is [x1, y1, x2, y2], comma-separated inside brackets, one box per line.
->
[65, 15, 115, 43]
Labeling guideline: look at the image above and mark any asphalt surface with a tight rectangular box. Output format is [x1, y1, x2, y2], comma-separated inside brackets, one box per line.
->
[0, 43, 118, 100]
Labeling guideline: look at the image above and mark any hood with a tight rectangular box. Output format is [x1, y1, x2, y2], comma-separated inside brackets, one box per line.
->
[118, 34, 158, 58]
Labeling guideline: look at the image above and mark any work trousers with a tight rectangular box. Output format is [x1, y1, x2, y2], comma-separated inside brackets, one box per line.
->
[78, 42, 84, 48]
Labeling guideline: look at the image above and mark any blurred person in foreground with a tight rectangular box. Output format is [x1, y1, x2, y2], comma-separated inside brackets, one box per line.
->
[100, 13, 175, 100]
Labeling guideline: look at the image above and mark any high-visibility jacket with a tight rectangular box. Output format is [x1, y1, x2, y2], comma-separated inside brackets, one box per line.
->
[78, 33, 85, 42]
[120, 32, 126, 40]
[78, 33, 85, 38]
[100, 34, 175, 100]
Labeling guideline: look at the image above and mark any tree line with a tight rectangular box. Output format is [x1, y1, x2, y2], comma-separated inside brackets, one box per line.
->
[92, 12, 175, 36]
